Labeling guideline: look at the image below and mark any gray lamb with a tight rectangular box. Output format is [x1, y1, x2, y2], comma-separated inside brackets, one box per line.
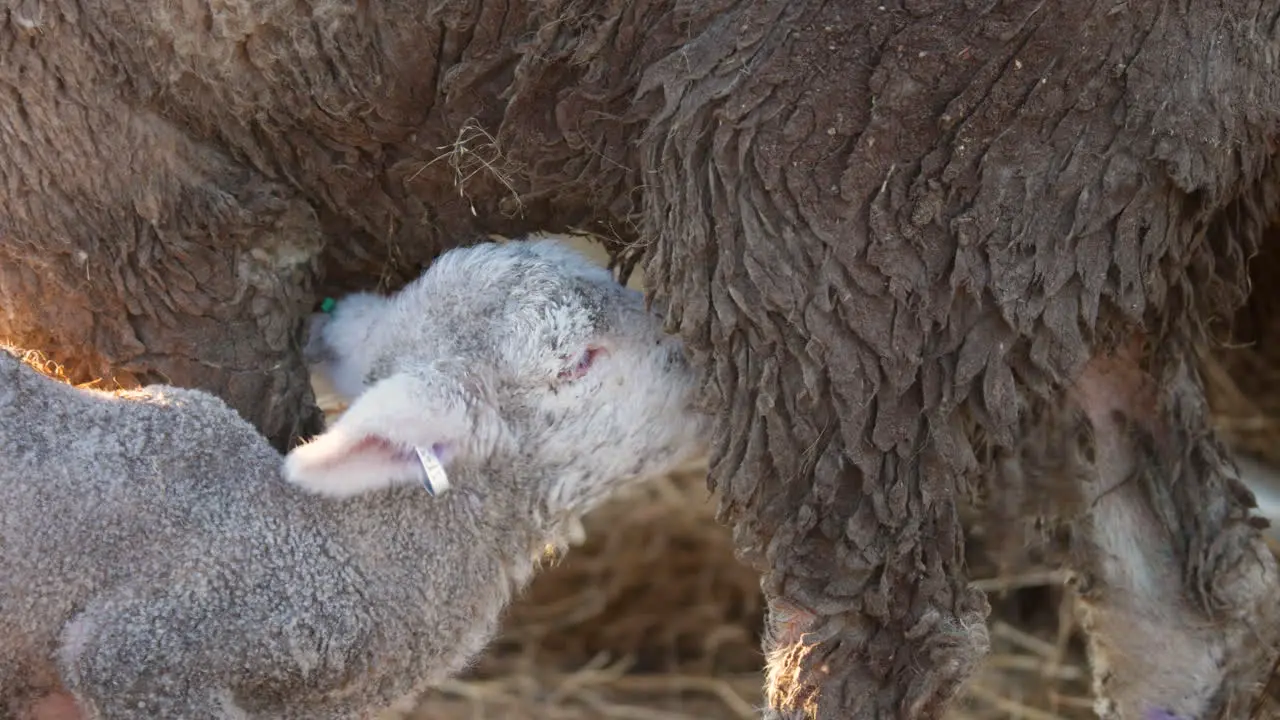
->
[0, 237, 707, 719]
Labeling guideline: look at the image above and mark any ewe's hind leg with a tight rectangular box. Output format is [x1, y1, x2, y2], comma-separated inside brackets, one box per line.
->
[756, 472, 990, 719]
[1066, 340, 1280, 719]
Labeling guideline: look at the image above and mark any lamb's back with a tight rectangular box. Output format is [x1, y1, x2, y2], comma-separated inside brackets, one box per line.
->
[0, 350, 295, 663]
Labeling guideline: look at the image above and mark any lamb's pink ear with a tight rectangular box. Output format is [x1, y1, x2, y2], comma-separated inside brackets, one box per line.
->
[283, 371, 471, 499]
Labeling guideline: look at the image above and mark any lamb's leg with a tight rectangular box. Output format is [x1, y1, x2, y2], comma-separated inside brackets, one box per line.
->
[60, 611, 237, 720]
[1066, 340, 1280, 719]
[59, 587, 373, 720]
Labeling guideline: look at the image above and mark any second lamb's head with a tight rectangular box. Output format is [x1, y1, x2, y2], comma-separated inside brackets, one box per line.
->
[284, 237, 707, 516]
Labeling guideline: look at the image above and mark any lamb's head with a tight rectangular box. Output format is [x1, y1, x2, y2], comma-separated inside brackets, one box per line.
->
[284, 237, 707, 515]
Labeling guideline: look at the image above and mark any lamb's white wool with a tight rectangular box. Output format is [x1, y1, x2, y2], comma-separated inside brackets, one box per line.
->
[0, 236, 709, 719]
[293, 238, 704, 511]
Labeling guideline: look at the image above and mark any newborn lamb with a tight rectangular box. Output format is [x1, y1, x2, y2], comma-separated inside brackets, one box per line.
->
[0, 237, 707, 719]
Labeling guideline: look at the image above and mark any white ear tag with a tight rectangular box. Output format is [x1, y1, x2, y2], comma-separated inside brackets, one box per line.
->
[414, 446, 451, 497]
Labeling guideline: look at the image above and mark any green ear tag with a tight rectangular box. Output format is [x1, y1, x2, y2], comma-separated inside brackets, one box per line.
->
[320, 297, 336, 314]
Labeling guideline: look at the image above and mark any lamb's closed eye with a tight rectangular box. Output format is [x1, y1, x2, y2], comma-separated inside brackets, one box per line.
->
[557, 346, 604, 382]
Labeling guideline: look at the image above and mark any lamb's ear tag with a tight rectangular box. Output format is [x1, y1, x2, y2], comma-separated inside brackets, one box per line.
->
[414, 446, 450, 497]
